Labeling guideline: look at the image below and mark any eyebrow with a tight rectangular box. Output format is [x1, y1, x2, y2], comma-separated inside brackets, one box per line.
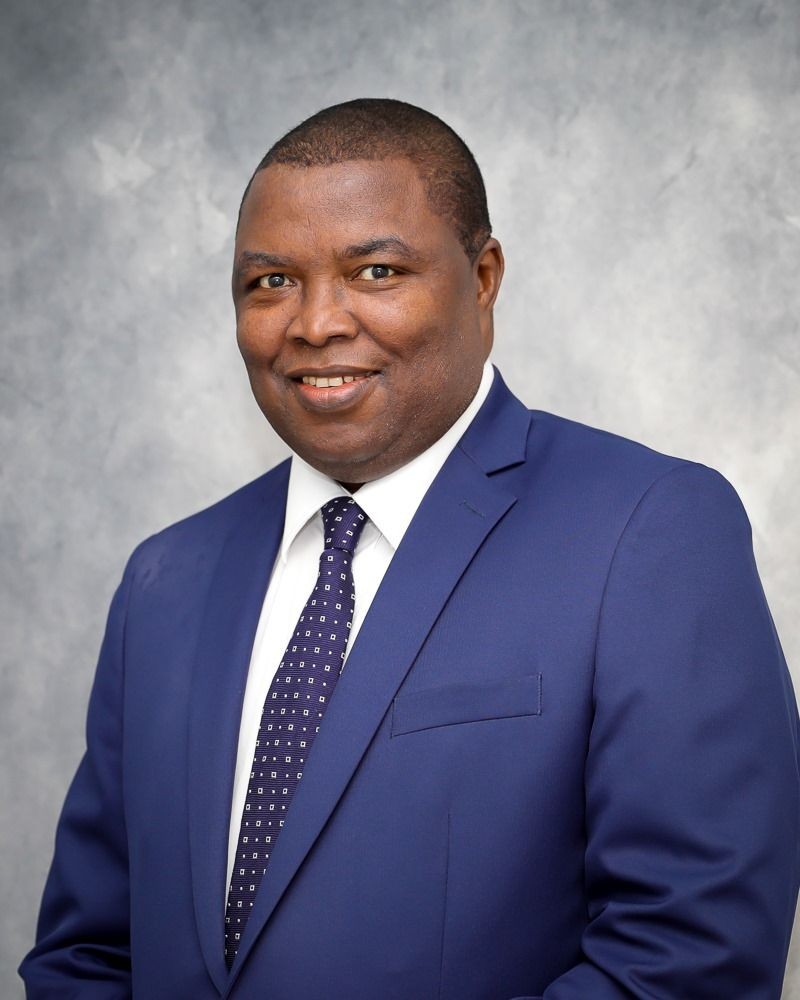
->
[234, 250, 295, 281]
[340, 236, 418, 260]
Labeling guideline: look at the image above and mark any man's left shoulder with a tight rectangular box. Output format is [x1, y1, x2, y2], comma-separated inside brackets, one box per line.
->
[529, 408, 685, 478]
[521, 408, 747, 531]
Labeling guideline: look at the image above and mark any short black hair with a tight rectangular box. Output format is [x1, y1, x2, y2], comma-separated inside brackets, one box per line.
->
[239, 98, 492, 260]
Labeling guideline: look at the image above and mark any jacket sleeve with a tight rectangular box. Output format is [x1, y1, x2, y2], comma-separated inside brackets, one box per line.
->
[532, 463, 800, 999]
[19, 551, 138, 998]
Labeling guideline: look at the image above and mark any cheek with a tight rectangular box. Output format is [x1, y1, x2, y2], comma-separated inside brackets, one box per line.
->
[236, 321, 261, 365]
[236, 332, 279, 372]
[365, 295, 448, 356]
[236, 309, 285, 366]
[376, 298, 473, 377]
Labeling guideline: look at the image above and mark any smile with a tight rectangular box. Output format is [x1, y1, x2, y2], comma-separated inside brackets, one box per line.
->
[300, 373, 373, 387]
[290, 370, 379, 412]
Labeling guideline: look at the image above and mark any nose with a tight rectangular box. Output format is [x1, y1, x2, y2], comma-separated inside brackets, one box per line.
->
[286, 280, 358, 346]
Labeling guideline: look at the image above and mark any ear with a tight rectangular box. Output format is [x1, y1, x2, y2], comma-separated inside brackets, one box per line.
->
[474, 238, 504, 350]
[474, 237, 504, 306]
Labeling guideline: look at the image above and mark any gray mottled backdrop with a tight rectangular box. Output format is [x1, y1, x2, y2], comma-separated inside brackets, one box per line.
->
[2, 0, 798, 994]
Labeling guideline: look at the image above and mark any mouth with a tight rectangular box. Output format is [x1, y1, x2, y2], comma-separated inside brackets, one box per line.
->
[298, 372, 374, 388]
[286, 367, 380, 412]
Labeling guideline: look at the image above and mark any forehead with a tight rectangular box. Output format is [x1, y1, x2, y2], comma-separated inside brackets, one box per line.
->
[236, 159, 458, 254]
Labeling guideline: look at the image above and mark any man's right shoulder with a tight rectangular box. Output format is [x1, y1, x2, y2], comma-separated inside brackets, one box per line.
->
[123, 457, 291, 582]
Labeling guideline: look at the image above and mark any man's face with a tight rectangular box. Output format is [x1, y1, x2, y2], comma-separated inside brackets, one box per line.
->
[233, 157, 503, 487]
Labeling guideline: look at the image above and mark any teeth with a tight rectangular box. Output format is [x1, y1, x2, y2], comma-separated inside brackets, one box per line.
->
[301, 373, 369, 387]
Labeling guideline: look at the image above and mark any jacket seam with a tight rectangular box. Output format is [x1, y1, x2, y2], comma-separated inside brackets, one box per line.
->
[118, 542, 146, 864]
[590, 459, 699, 706]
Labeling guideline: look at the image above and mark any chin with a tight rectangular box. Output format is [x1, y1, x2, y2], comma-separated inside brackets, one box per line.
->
[308, 459, 377, 486]
[293, 442, 381, 482]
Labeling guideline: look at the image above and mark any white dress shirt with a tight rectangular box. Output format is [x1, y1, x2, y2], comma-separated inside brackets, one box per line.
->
[226, 361, 495, 888]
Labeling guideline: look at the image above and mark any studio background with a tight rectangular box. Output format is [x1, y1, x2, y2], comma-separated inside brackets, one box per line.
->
[2, 0, 798, 994]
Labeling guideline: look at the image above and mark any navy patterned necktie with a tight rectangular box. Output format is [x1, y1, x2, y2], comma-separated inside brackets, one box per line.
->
[224, 496, 368, 968]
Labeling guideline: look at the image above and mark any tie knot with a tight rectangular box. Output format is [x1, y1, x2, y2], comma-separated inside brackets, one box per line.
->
[321, 496, 368, 553]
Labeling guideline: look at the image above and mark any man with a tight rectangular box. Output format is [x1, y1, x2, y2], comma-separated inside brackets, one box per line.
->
[21, 99, 800, 999]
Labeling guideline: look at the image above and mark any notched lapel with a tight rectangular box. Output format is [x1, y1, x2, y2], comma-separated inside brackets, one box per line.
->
[188, 464, 288, 995]
[226, 377, 531, 991]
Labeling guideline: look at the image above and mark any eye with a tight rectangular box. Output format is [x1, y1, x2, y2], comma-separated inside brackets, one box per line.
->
[359, 264, 396, 281]
[258, 273, 290, 289]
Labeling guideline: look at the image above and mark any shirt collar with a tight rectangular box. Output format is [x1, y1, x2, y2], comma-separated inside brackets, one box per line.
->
[281, 360, 495, 560]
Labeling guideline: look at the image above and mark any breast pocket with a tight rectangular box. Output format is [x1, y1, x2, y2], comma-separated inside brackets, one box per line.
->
[390, 673, 542, 737]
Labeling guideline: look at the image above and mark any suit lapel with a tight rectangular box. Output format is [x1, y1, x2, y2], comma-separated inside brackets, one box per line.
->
[188, 461, 289, 995]
[225, 372, 532, 991]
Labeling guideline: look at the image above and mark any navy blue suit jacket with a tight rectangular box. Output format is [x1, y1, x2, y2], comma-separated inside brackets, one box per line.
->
[21, 372, 800, 998]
